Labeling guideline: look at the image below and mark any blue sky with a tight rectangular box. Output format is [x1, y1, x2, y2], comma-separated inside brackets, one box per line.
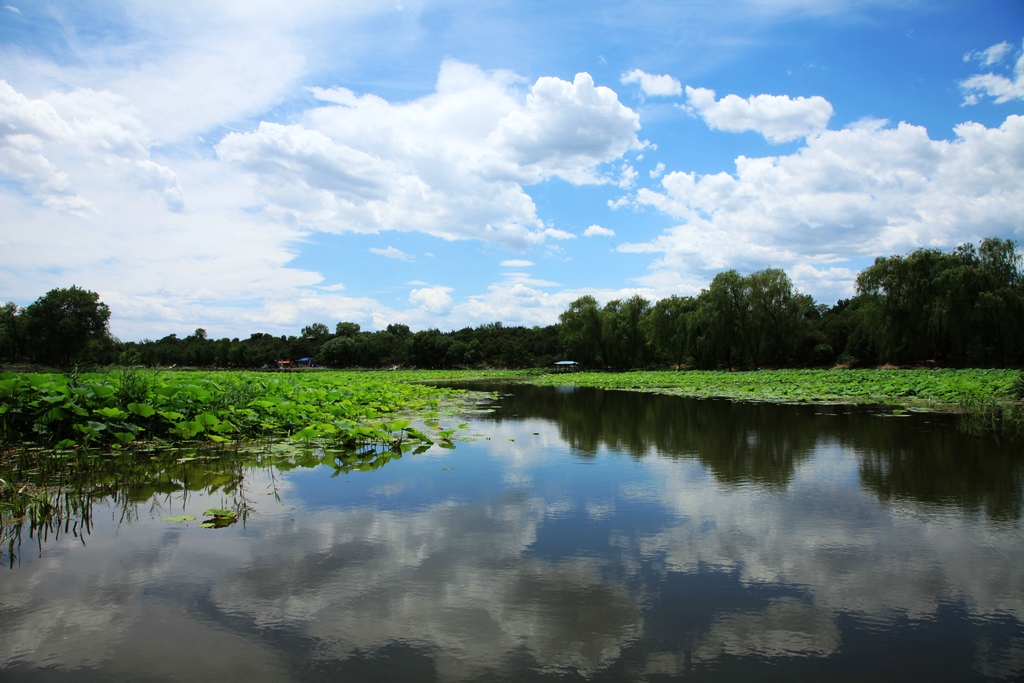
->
[1, 1, 1022, 341]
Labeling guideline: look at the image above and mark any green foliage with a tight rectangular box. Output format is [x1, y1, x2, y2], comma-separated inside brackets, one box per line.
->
[0, 301, 27, 361]
[23, 286, 111, 367]
[0, 369, 470, 452]
[855, 238, 1024, 365]
[558, 296, 604, 367]
[528, 368, 1018, 409]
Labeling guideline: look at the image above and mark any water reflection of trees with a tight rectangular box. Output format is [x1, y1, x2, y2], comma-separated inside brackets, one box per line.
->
[851, 423, 1024, 520]
[473, 382, 1024, 519]
[1, 448, 251, 564]
[0, 440, 425, 564]
[476, 383, 822, 487]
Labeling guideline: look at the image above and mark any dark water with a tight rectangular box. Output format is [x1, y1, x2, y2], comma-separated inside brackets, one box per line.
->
[2, 384, 1022, 681]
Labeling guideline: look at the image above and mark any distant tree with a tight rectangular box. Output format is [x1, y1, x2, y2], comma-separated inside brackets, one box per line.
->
[602, 295, 651, 368]
[692, 270, 750, 368]
[855, 238, 1024, 365]
[302, 322, 331, 342]
[335, 322, 361, 337]
[24, 286, 111, 367]
[0, 301, 27, 361]
[644, 295, 697, 367]
[558, 296, 604, 367]
[745, 268, 809, 366]
[319, 336, 357, 367]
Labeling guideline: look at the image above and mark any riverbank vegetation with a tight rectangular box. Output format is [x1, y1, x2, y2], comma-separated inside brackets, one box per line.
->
[528, 368, 1024, 438]
[0, 369, 475, 455]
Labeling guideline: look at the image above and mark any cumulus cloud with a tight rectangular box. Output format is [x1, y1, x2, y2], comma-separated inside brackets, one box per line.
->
[620, 69, 683, 97]
[219, 62, 641, 249]
[0, 80, 184, 213]
[501, 259, 534, 267]
[370, 246, 414, 261]
[383, 271, 653, 332]
[493, 71, 643, 184]
[624, 115, 1024, 302]
[684, 86, 834, 143]
[618, 163, 638, 188]
[409, 285, 454, 314]
[960, 39, 1024, 104]
[544, 228, 576, 240]
[584, 224, 615, 237]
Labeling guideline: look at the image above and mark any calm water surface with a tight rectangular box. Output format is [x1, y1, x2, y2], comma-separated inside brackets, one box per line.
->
[2, 384, 1022, 681]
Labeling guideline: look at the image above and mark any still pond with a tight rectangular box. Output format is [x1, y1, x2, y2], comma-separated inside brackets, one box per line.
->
[2, 383, 1022, 681]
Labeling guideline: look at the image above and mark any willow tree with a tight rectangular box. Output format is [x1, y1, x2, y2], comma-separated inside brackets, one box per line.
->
[855, 238, 1023, 365]
[601, 295, 651, 368]
[558, 295, 604, 367]
[644, 295, 698, 367]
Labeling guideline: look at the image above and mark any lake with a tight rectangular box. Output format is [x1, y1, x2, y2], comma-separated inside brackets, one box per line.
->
[1, 382, 1022, 681]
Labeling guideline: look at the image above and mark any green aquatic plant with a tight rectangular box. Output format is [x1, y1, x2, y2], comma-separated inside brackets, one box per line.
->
[0, 369, 473, 452]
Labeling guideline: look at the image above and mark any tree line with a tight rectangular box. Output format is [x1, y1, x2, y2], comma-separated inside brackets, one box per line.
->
[560, 237, 1023, 369]
[2, 238, 1022, 370]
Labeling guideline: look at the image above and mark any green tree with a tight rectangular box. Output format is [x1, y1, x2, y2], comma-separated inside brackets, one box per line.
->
[24, 286, 111, 367]
[693, 270, 750, 368]
[855, 238, 1024, 365]
[645, 295, 697, 367]
[319, 335, 357, 367]
[558, 295, 604, 367]
[602, 295, 651, 368]
[0, 301, 27, 361]
[746, 268, 809, 366]
[335, 321, 361, 337]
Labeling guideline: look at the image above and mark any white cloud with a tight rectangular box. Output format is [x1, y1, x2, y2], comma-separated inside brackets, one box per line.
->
[4, 2, 405, 144]
[501, 259, 534, 267]
[650, 162, 665, 179]
[584, 224, 616, 237]
[409, 285, 454, 314]
[620, 69, 683, 97]
[500, 272, 561, 288]
[0, 81, 184, 214]
[964, 41, 1014, 67]
[543, 228, 576, 240]
[370, 246, 414, 261]
[3, 5, 19, 13]
[618, 163, 638, 188]
[684, 86, 834, 143]
[625, 115, 1024, 303]
[385, 273, 653, 332]
[217, 62, 640, 250]
[493, 71, 643, 184]
[960, 39, 1024, 104]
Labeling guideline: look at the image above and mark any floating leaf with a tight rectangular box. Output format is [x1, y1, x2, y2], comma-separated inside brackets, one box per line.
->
[203, 508, 236, 518]
[162, 515, 196, 523]
[199, 515, 236, 529]
[128, 402, 157, 417]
